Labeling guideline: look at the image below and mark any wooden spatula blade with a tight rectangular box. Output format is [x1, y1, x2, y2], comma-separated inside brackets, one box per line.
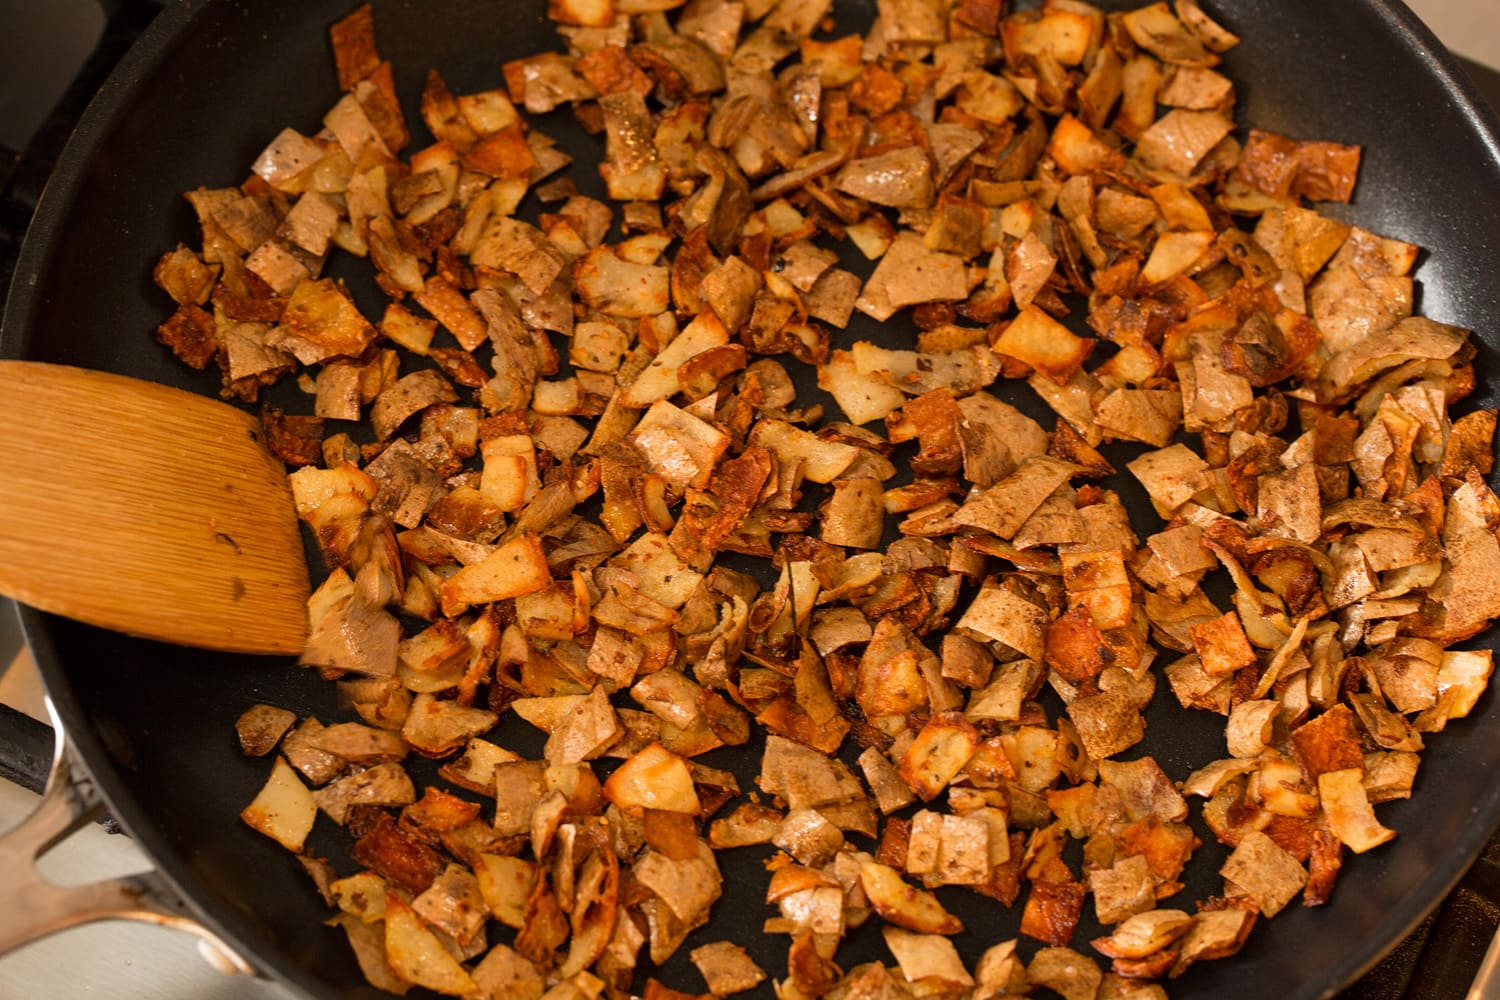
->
[0, 362, 310, 655]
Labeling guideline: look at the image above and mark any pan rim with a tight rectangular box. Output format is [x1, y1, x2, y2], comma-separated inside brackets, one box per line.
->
[4, 1, 1500, 998]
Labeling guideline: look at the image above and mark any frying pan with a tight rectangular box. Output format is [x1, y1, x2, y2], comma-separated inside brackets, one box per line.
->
[3, 0, 1500, 997]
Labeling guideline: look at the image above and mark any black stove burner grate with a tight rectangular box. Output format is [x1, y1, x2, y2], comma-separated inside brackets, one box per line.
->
[3, 3, 1500, 997]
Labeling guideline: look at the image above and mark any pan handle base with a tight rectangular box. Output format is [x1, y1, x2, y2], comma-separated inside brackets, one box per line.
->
[0, 695, 257, 977]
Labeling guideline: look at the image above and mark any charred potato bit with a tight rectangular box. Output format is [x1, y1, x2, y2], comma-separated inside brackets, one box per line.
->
[158, 0, 1500, 994]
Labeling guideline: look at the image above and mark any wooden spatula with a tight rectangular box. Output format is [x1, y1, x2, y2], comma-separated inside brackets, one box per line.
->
[0, 361, 309, 655]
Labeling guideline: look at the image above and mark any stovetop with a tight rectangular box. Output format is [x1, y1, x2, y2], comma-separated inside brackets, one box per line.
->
[2, 2, 1500, 999]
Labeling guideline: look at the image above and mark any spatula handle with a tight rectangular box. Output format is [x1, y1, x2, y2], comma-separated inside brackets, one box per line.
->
[0, 361, 310, 655]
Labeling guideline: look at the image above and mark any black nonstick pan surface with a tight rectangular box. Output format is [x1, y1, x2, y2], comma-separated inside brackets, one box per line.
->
[4, 1, 1500, 997]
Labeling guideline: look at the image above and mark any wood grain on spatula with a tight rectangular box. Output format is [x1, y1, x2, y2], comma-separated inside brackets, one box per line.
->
[0, 361, 309, 655]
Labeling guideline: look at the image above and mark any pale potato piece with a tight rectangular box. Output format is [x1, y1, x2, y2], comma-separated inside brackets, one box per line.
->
[1364, 751, 1421, 803]
[759, 735, 867, 811]
[1140, 230, 1215, 284]
[774, 808, 845, 867]
[240, 756, 318, 852]
[1170, 907, 1256, 976]
[818, 350, 909, 425]
[1182, 758, 1258, 798]
[1225, 700, 1279, 758]
[479, 435, 540, 512]
[570, 320, 631, 373]
[1435, 649, 1494, 720]
[308, 721, 409, 763]
[1135, 110, 1233, 175]
[1319, 768, 1397, 853]
[860, 860, 963, 934]
[1253, 758, 1319, 819]
[402, 693, 499, 756]
[905, 808, 995, 884]
[413, 864, 488, 946]
[1127, 444, 1211, 517]
[822, 478, 886, 549]
[634, 843, 722, 927]
[856, 233, 968, 321]
[574, 245, 671, 317]
[1098, 757, 1189, 822]
[329, 914, 411, 995]
[614, 533, 704, 609]
[835, 147, 934, 210]
[472, 854, 537, 929]
[849, 340, 1001, 398]
[544, 684, 622, 765]
[883, 927, 974, 987]
[747, 419, 859, 484]
[384, 894, 477, 995]
[492, 761, 547, 838]
[709, 802, 783, 849]
[620, 311, 730, 408]
[966, 659, 1041, 723]
[631, 668, 704, 729]
[1093, 388, 1183, 447]
[331, 871, 389, 923]
[627, 399, 730, 492]
[510, 694, 588, 732]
